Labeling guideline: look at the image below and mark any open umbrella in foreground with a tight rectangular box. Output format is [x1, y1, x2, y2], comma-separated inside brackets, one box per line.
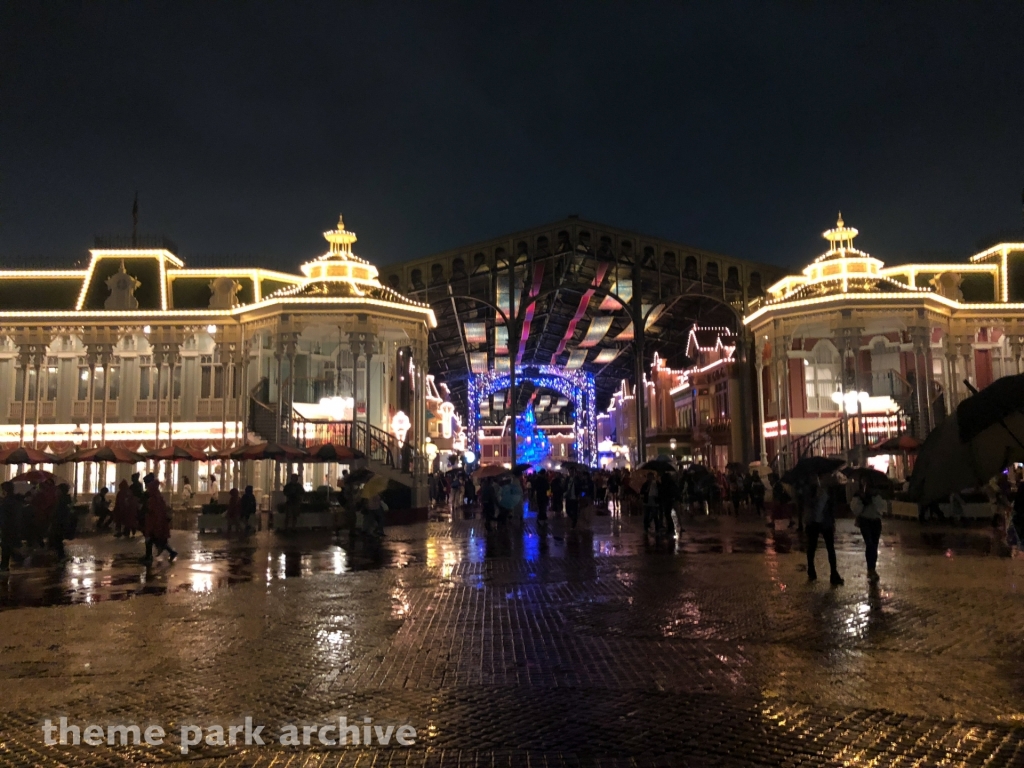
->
[639, 459, 675, 474]
[511, 462, 533, 475]
[908, 373, 1024, 505]
[474, 464, 509, 480]
[781, 456, 845, 484]
[842, 466, 893, 491]
[147, 445, 209, 462]
[0, 446, 59, 465]
[359, 474, 390, 498]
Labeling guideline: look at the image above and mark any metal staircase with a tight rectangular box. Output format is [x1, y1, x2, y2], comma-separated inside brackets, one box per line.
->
[247, 380, 414, 488]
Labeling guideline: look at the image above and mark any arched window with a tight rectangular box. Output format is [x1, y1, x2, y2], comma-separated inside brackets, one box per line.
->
[804, 340, 841, 412]
[430, 264, 445, 284]
[725, 266, 741, 290]
[410, 269, 424, 290]
[451, 258, 466, 277]
[683, 255, 699, 279]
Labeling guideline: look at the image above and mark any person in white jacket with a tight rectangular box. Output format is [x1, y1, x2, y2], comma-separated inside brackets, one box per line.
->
[851, 479, 886, 583]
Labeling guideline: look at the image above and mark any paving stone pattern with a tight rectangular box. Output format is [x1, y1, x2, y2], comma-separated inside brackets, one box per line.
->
[2, 512, 1024, 766]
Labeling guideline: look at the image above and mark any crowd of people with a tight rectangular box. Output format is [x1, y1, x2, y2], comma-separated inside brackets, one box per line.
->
[0, 471, 180, 571]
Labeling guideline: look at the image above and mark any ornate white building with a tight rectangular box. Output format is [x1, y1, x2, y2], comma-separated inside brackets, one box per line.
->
[0, 216, 436, 503]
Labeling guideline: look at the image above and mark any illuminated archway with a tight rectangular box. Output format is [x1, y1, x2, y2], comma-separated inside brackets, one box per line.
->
[466, 365, 597, 465]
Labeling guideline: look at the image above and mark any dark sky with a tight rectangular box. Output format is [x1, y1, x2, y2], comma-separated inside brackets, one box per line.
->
[1, 2, 1022, 272]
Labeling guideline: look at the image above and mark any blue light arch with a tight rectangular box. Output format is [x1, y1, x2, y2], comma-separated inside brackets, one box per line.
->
[466, 365, 597, 466]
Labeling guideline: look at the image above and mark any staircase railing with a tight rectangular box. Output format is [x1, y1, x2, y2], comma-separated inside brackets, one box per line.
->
[353, 420, 399, 469]
[248, 378, 290, 444]
[292, 414, 354, 448]
[775, 417, 846, 472]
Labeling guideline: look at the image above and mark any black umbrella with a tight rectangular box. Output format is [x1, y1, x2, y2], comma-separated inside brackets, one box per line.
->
[725, 461, 746, 473]
[639, 459, 675, 473]
[781, 456, 845, 484]
[842, 466, 892, 490]
[560, 460, 591, 472]
[908, 373, 1024, 505]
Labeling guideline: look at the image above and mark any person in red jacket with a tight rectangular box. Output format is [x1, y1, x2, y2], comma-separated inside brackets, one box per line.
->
[142, 478, 176, 563]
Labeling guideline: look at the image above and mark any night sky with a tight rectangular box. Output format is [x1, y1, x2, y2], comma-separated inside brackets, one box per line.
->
[1, 2, 1022, 272]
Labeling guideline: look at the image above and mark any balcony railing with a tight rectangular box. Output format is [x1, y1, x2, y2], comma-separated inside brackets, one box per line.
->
[8, 401, 56, 421]
[134, 400, 182, 419]
[72, 401, 119, 420]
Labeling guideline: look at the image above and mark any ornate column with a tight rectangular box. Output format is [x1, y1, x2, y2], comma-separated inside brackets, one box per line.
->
[959, 336, 973, 399]
[31, 353, 44, 449]
[17, 345, 32, 447]
[363, 335, 376, 457]
[274, 338, 284, 445]
[755, 334, 768, 466]
[99, 345, 114, 446]
[779, 333, 793, 468]
[85, 346, 99, 448]
[349, 333, 362, 449]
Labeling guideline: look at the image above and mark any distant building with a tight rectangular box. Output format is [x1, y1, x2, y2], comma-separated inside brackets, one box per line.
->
[601, 324, 746, 471]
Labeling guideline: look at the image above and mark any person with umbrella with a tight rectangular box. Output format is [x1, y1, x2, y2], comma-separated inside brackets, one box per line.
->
[498, 476, 523, 525]
[805, 473, 844, 585]
[850, 472, 886, 583]
[480, 477, 498, 530]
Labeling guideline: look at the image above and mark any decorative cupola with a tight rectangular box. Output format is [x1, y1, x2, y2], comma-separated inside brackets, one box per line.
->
[299, 215, 379, 285]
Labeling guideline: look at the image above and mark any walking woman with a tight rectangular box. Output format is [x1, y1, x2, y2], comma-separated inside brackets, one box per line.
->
[851, 477, 886, 583]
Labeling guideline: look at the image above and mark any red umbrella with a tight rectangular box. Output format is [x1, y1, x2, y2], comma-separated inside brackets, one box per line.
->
[10, 469, 58, 484]
[304, 443, 365, 462]
[147, 445, 208, 461]
[238, 442, 308, 461]
[0, 446, 59, 465]
[869, 434, 922, 454]
[63, 446, 147, 464]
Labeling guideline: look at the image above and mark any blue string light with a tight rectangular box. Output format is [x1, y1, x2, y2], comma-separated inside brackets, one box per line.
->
[466, 365, 597, 465]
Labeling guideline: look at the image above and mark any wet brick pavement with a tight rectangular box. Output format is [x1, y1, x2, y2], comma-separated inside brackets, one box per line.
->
[3, 508, 1024, 766]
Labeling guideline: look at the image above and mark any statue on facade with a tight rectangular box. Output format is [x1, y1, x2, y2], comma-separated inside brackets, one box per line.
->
[104, 261, 141, 310]
[930, 271, 963, 301]
[208, 277, 242, 309]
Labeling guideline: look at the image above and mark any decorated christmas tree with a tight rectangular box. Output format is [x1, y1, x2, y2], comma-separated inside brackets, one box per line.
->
[516, 404, 551, 466]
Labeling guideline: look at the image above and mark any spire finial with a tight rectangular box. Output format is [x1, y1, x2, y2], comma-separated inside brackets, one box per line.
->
[837, 211, 844, 228]
[337, 214, 345, 230]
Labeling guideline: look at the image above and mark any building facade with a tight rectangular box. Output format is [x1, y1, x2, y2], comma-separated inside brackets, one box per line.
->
[0, 217, 436, 503]
[744, 216, 1024, 468]
[600, 325, 746, 471]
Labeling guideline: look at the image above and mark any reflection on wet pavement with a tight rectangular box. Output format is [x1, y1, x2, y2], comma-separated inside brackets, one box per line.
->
[0, 506, 1010, 610]
[2, 504, 1024, 766]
